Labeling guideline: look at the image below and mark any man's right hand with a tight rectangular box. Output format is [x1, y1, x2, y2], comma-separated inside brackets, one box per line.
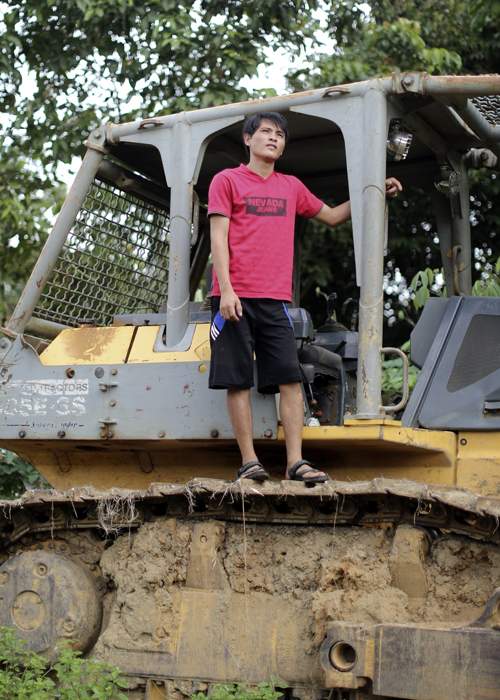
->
[220, 288, 243, 321]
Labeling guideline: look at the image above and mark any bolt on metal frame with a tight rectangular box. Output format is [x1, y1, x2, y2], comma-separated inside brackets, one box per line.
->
[7, 73, 500, 418]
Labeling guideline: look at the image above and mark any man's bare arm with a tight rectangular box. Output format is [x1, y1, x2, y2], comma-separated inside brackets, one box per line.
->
[210, 214, 242, 321]
[313, 177, 403, 228]
[314, 201, 352, 227]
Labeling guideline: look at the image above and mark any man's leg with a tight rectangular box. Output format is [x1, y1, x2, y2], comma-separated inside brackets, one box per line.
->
[279, 382, 304, 471]
[280, 382, 328, 481]
[254, 300, 327, 482]
[227, 387, 258, 466]
[209, 298, 267, 478]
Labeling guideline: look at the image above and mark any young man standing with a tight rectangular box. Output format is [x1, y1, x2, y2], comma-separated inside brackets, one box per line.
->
[208, 112, 402, 483]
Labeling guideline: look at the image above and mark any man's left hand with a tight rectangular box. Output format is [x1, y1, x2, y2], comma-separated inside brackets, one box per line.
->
[385, 177, 402, 198]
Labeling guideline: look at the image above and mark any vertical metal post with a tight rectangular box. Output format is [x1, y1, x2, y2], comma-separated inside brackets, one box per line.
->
[7, 145, 104, 334]
[432, 190, 455, 295]
[452, 159, 472, 294]
[355, 87, 388, 417]
[165, 121, 193, 347]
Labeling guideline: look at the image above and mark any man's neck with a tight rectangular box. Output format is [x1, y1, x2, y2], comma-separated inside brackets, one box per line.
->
[246, 156, 275, 179]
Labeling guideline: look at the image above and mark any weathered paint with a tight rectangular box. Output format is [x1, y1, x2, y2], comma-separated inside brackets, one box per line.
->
[127, 324, 211, 363]
[0, 421, 469, 494]
[322, 595, 500, 699]
[40, 327, 136, 365]
[457, 431, 500, 496]
[2, 379, 88, 418]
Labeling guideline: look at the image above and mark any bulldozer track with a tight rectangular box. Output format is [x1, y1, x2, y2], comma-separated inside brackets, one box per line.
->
[1, 477, 499, 548]
[0, 477, 498, 700]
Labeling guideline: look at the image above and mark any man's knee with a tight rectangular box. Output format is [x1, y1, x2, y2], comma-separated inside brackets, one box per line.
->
[227, 387, 252, 406]
[279, 382, 302, 395]
[227, 387, 251, 396]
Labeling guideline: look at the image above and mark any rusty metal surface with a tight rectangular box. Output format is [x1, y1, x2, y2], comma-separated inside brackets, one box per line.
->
[0, 549, 102, 659]
[321, 588, 500, 699]
[394, 72, 500, 97]
[107, 73, 500, 143]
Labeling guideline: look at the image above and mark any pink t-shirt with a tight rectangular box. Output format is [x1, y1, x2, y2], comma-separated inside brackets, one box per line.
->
[208, 164, 324, 301]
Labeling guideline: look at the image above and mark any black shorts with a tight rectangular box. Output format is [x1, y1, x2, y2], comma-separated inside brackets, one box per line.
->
[209, 297, 302, 394]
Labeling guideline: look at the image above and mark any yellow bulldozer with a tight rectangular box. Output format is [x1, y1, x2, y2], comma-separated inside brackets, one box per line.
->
[0, 73, 499, 699]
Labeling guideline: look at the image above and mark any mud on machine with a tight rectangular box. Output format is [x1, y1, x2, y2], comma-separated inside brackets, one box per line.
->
[0, 73, 499, 699]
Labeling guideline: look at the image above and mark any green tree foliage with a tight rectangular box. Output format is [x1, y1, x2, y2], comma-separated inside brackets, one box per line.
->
[0, 140, 65, 324]
[295, 0, 500, 84]
[368, 0, 500, 74]
[191, 681, 284, 700]
[0, 626, 127, 699]
[410, 255, 500, 311]
[0, 0, 319, 169]
[0, 449, 48, 499]
[289, 15, 462, 88]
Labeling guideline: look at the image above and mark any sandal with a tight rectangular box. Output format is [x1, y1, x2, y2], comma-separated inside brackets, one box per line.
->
[287, 459, 328, 484]
[237, 460, 270, 482]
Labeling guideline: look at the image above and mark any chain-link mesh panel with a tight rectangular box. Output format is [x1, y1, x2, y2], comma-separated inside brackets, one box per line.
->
[472, 95, 500, 126]
[34, 179, 170, 327]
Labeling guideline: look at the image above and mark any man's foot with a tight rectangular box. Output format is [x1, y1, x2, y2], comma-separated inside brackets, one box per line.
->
[237, 460, 270, 482]
[287, 459, 329, 484]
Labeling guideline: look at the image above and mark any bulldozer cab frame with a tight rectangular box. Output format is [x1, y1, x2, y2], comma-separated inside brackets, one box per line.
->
[6, 72, 500, 419]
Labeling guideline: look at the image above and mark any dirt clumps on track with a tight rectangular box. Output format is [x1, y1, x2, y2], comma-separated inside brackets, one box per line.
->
[93, 518, 499, 658]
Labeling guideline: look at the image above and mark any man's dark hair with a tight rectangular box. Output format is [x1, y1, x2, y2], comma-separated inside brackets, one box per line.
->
[242, 112, 289, 142]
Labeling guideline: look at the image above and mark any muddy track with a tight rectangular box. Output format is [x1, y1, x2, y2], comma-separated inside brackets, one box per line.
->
[0, 478, 499, 699]
[1, 477, 499, 546]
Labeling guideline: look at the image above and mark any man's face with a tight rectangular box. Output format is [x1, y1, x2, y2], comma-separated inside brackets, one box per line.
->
[244, 119, 286, 162]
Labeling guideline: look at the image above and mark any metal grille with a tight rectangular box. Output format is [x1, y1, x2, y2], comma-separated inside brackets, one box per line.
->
[34, 179, 170, 327]
[472, 95, 500, 126]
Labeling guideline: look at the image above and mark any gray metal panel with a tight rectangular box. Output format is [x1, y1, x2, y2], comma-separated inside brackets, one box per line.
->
[403, 297, 500, 430]
[0, 338, 277, 441]
[402, 296, 463, 427]
[112, 303, 211, 327]
[410, 297, 449, 369]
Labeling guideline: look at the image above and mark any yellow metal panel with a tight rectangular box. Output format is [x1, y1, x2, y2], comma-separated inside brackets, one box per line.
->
[456, 431, 500, 497]
[8, 441, 243, 490]
[279, 422, 458, 486]
[10, 426, 500, 498]
[344, 418, 401, 426]
[106, 588, 320, 685]
[293, 421, 456, 457]
[12, 424, 459, 493]
[127, 324, 211, 363]
[40, 327, 135, 365]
